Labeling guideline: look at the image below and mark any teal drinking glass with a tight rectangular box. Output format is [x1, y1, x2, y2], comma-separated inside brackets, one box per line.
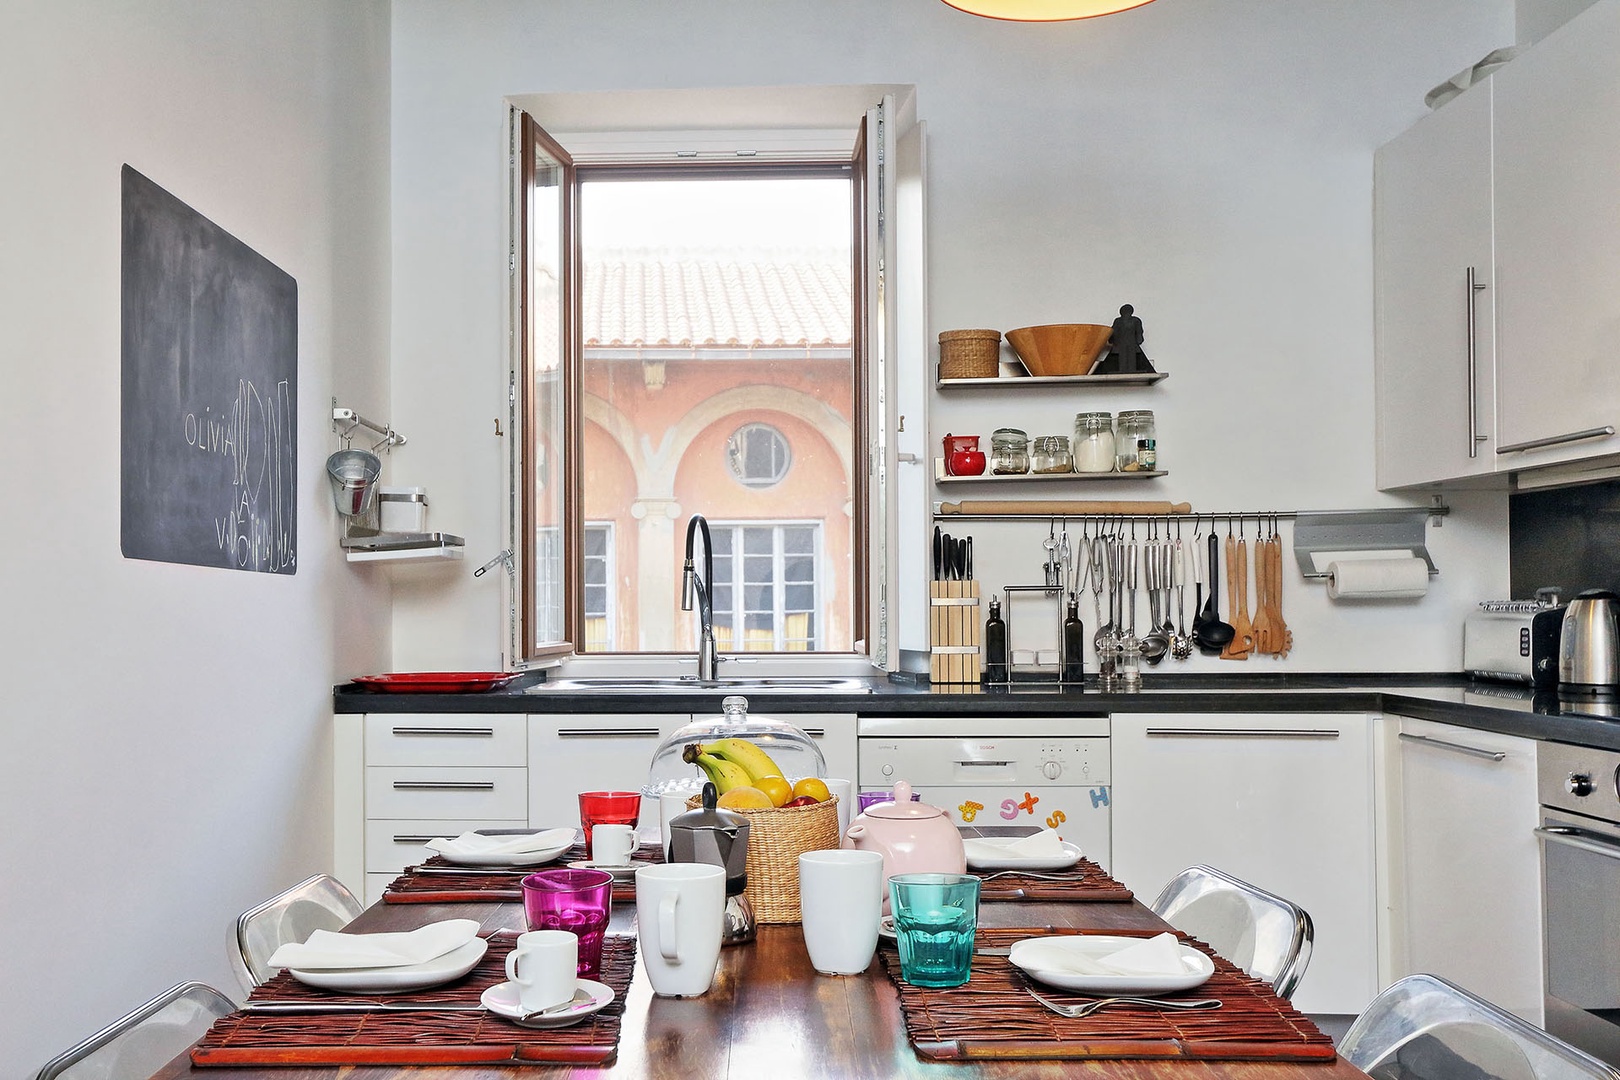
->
[888, 873, 980, 987]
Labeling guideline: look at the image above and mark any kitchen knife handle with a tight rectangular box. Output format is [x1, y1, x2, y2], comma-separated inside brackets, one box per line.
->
[1465, 266, 1488, 458]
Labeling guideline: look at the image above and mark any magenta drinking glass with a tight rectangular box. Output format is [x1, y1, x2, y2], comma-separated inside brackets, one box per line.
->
[522, 868, 614, 977]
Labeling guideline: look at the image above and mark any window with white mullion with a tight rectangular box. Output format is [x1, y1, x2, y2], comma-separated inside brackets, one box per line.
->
[709, 523, 820, 652]
[583, 523, 615, 651]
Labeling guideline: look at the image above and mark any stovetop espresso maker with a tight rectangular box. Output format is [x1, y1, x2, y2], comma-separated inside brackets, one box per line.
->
[665, 782, 755, 945]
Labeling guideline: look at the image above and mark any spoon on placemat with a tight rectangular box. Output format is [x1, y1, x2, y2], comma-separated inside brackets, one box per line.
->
[1025, 987, 1223, 1020]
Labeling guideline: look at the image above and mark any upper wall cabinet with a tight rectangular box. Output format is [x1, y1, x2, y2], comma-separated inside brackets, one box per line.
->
[1492, 0, 1620, 470]
[1374, 84, 1496, 490]
[1375, 0, 1620, 489]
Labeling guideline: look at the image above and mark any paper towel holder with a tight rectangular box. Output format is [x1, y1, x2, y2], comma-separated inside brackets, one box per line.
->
[1291, 508, 1440, 580]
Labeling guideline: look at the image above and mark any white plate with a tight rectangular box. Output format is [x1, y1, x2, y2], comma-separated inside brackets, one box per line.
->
[878, 915, 896, 941]
[1007, 935, 1215, 996]
[288, 937, 488, 993]
[964, 838, 1084, 872]
[434, 833, 575, 867]
[567, 860, 638, 882]
[481, 978, 614, 1028]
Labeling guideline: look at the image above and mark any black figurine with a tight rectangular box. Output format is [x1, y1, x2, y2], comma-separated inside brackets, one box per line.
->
[1095, 303, 1154, 374]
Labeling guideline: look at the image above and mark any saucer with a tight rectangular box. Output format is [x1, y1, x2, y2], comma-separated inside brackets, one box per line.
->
[481, 978, 614, 1028]
[567, 860, 638, 882]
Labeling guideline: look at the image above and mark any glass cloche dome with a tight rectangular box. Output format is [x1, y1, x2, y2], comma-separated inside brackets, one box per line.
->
[644, 696, 828, 798]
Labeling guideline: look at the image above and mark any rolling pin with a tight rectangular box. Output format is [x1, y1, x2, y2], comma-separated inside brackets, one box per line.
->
[938, 500, 1193, 516]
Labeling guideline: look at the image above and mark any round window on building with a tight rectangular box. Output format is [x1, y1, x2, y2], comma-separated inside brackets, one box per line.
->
[726, 423, 792, 488]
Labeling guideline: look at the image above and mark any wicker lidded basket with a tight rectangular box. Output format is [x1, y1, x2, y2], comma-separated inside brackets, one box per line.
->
[938, 329, 1002, 380]
[686, 793, 841, 923]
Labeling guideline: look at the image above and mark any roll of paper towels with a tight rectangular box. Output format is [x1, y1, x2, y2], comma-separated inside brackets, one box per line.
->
[1326, 557, 1429, 600]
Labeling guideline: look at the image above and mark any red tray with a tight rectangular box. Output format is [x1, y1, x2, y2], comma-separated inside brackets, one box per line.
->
[351, 672, 519, 693]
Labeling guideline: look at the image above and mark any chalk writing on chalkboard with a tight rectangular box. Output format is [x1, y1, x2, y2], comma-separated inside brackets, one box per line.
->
[121, 165, 298, 574]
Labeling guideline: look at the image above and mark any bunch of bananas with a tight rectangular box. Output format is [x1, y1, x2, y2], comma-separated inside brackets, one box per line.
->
[681, 738, 783, 794]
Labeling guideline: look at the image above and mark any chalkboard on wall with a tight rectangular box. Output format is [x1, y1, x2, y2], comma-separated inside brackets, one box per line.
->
[120, 166, 298, 574]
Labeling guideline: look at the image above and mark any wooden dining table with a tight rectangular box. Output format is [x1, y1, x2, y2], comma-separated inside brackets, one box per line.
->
[153, 890, 1369, 1079]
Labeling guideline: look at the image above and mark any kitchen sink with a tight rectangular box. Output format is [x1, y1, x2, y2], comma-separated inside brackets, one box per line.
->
[531, 676, 876, 694]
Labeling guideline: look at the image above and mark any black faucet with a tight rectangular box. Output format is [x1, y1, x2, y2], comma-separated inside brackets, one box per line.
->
[682, 515, 718, 682]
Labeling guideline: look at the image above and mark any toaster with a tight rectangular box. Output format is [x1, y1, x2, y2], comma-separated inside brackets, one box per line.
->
[1463, 600, 1565, 688]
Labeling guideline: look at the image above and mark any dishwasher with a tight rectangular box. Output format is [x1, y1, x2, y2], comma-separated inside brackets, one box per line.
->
[857, 715, 1111, 869]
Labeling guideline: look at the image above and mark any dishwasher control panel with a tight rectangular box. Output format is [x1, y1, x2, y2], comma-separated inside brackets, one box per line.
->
[857, 735, 1111, 787]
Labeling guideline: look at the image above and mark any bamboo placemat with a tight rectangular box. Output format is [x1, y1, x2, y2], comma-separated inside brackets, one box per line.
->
[191, 933, 637, 1066]
[880, 927, 1337, 1063]
[971, 857, 1134, 902]
[382, 843, 663, 904]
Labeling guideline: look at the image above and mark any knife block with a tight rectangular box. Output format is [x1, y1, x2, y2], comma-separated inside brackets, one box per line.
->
[930, 580, 982, 684]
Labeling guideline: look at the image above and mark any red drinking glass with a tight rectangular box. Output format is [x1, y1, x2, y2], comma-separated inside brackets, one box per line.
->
[522, 868, 614, 977]
[578, 790, 642, 849]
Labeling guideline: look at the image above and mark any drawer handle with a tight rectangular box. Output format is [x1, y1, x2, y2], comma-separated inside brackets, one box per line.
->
[1496, 425, 1615, 455]
[1398, 731, 1506, 761]
[556, 728, 661, 739]
[955, 760, 1013, 767]
[1144, 728, 1341, 740]
[391, 835, 438, 845]
[391, 726, 496, 738]
[391, 780, 497, 791]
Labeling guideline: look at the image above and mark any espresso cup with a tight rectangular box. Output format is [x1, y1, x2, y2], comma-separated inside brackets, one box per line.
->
[592, 823, 635, 866]
[504, 929, 577, 1013]
[799, 849, 884, 975]
[635, 863, 725, 997]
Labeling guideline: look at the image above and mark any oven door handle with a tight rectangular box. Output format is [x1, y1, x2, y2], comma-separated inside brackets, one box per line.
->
[1536, 824, 1620, 862]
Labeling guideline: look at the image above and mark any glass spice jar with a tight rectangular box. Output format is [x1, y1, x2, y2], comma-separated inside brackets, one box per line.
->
[1072, 412, 1116, 473]
[989, 428, 1030, 474]
[1030, 435, 1072, 474]
[1116, 410, 1157, 472]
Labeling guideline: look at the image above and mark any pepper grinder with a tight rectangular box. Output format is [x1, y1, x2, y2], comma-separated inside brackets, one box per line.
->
[665, 782, 756, 945]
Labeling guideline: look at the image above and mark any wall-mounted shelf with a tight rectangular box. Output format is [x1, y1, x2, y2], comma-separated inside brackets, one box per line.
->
[936, 461, 1167, 483]
[937, 371, 1169, 390]
[342, 532, 465, 563]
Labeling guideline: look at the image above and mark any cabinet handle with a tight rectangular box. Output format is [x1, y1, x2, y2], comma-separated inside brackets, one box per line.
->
[1536, 825, 1620, 862]
[392, 780, 497, 791]
[955, 759, 1014, 767]
[802, 729, 827, 738]
[1496, 426, 1616, 455]
[1144, 727, 1340, 739]
[555, 728, 661, 739]
[391, 835, 438, 845]
[1397, 731, 1506, 761]
[1465, 266, 1489, 458]
[391, 726, 495, 738]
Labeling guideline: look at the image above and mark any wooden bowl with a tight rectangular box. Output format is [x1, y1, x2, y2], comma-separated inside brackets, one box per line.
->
[1005, 324, 1112, 377]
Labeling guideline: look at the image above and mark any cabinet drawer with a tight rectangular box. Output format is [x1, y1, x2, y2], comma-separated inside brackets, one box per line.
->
[366, 766, 529, 819]
[365, 715, 527, 767]
[365, 817, 530, 874]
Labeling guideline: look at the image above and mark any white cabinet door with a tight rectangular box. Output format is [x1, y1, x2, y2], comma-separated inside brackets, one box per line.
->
[1394, 717, 1543, 1023]
[1374, 83, 1496, 489]
[527, 714, 689, 840]
[1111, 713, 1377, 1016]
[1494, 0, 1620, 469]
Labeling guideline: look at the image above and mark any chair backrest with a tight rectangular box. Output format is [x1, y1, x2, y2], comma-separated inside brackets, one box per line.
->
[1341, 973, 1620, 1080]
[233, 873, 363, 990]
[1149, 864, 1314, 999]
[33, 981, 234, 1080]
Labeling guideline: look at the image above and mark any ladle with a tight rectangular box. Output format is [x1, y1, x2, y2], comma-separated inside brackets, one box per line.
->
[1193, 530, 1236, 655]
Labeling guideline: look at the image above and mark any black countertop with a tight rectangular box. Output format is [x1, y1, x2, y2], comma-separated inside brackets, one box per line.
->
[334, 671, 1620, 752]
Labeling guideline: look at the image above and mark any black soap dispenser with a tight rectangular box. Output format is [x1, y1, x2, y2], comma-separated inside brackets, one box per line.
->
[1062, 593, 1085, 683]
[984, 597, 1007, 684]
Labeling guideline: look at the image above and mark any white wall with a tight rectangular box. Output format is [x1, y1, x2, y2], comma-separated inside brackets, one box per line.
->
[0, 2, 391, 1071]
[389, 0, 1516, 673]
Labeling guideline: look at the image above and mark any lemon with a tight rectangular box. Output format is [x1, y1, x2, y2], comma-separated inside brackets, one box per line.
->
[716, 786, 773, 810]
[755, 775, 794, 808]
[791, 777, 832, 803]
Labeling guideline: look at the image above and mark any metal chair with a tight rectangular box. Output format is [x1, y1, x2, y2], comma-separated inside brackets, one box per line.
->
[33, 981, 234, 1080]
[1341, 973, 1620, 1080]
[1149, 863, 1314, 999]
[232, 873, 363, 992]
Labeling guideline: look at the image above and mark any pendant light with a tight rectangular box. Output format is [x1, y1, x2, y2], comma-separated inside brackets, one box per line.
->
[942, 0, 1155, 21]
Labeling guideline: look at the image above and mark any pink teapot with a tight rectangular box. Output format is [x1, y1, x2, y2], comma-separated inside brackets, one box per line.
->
[842, 781, 966, 898]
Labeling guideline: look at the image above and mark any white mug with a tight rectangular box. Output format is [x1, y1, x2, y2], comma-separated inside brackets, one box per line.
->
[592, 822, 635, 866]
[798, 849, 885, 975]
[824, 778, 853, 840]
[635, 863, 725, 997]
[504, 929, 577, 1013]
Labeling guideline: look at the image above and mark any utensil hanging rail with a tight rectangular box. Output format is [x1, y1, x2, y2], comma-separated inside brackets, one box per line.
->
[933, 503, 1449, 523]
[332, 406, 407, 449]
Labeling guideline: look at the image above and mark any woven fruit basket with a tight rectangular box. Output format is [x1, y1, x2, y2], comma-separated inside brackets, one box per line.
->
[687, 793, 841, 923]
[938, 329, 1002, 380]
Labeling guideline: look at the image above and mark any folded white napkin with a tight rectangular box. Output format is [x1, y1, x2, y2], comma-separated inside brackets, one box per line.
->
[962, 829, 1070, 862]
[268, 918, 481, 971]
[425, 827, 574, 858]
[1011, 932, 1188, 977]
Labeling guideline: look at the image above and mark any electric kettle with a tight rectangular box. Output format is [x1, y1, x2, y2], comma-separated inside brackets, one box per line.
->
[1559, 590, 1620, 694]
